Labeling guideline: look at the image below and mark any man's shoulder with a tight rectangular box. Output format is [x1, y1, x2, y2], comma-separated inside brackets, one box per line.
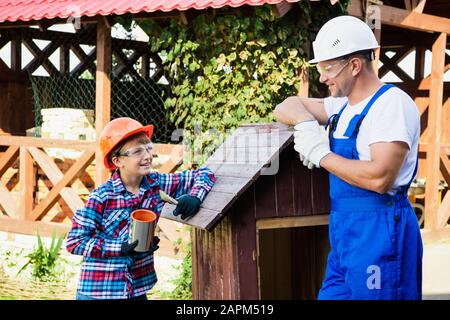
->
[373, 86, 419, 116]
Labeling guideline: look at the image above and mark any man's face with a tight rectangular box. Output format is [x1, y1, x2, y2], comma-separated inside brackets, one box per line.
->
[317, 58, 352, 97]
[111, 134, 153, 176]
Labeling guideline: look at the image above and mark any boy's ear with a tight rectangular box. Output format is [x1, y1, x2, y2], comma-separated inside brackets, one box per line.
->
[111, 156, 122, 168]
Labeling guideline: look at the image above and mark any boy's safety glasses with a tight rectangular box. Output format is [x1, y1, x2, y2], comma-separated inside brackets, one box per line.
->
[118, 143, 153, 158]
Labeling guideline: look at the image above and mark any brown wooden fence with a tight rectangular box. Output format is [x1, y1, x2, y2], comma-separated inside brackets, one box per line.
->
[0, 135, 185, 239]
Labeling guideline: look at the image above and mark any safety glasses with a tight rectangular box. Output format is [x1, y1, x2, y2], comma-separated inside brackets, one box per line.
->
[118, 143, 153, 158]
[315, 59, 350, 79]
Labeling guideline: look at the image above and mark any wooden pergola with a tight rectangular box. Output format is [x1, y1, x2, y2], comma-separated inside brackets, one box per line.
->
[0, 0, 449, 241]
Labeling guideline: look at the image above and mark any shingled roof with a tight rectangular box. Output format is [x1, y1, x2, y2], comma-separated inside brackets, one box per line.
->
[160, 122, 294, 230]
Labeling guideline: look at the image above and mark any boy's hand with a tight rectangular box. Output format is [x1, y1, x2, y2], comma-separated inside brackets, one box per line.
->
[173, 195, 201, 220]
[148, 236, 160, 254]
[121, 240, 139, 256]
[121, 237, 160, 256]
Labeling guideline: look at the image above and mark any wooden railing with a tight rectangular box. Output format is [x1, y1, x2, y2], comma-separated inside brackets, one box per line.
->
[0, 135, 185, 238]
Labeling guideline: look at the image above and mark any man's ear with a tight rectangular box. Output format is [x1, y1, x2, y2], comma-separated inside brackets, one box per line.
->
[350, 57, 363, 77]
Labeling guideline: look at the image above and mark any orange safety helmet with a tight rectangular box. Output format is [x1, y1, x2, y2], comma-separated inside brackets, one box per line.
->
[99, 117, 154, 170]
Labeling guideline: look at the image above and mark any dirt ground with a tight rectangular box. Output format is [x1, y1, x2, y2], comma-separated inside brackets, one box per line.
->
[2, 231, 450, 300]
[422, 238, 450, 299]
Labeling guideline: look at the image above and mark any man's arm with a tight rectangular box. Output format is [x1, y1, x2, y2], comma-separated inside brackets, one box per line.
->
[320, 141, 409, 194]
[274, 96, 329, 125]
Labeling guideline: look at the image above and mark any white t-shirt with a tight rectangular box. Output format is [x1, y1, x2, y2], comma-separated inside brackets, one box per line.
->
[323, 86, 420, 195]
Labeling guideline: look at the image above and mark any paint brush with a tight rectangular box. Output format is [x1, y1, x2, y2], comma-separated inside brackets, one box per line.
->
[159, 190, 178, 205]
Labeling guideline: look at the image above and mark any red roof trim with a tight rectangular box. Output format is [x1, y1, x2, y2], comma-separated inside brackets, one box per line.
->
[0, 0, 301, 23]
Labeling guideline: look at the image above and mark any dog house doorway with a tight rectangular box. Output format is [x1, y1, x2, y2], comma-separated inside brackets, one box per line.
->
[257, 220, 330, 300]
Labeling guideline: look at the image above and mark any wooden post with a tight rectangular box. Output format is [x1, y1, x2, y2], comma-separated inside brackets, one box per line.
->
[10, 38, 21, 71]
[141, 53, 149, 80]
[424, 33, 446, 230]
[373, 27, 381, 75]
[19, 147, 34, 220]
[95, 17, 112, 187]
[60, 44, 70, 74]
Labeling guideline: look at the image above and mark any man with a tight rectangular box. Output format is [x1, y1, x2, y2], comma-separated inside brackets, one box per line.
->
[274, 15, 422, 300]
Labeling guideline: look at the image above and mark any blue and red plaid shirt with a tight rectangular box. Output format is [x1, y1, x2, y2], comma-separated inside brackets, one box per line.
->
[66, 167, 215, 299]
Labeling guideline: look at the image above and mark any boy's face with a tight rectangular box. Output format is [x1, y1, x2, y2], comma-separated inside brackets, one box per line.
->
[111, 134, 153, 176]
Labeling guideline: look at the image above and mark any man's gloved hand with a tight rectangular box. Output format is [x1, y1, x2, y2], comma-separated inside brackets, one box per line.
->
[299, 153, 315, 170]
[294, 120, 331, 168]
[173, 195, 201, 220]
[121, 240, 139, 256]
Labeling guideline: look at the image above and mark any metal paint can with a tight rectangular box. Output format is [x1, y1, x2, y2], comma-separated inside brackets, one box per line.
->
[129, 209, 157, 252]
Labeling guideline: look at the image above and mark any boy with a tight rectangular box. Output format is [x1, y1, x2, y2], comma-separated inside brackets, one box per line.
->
[66, 117, 216, 300]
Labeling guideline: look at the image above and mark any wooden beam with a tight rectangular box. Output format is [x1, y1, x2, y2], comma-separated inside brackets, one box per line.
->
[418, 55, 450, 90]
[412, 0, 427, 13]
[178, 12, 188, 25]
[157, 144, 185, 173]
[256, 214, 329, 230]
[28, 147, 85, 217]
[437, 153, 450, 227]
[424, 33, 446, 230]
[19, 147, 35, 220]
[415, 46, 426, 80]
[443, 97, 450, 145]
[141, 53, 150, 79]
[10, 38, 21, 71]
[22, 36, 60, 75]
[0, 216, 70, 238]
[273, 2, 293, 19]
[60, 44, 70, 74]
[30, 149, 95, 221]
[0, 135, 94, 149]
[348, 1, 450, 34]
[438, 192, 450, 228]
[381, 5, 450, 34]
[440, 153, 450, 191]
[95, 17, 112, 187]
[0, 181, 19, 217]
[404, 0, 412, 11]
[418, 143, 450, 154]
[70, 44, 97, 77]
[0, 145, 19, 177]
[379, 49, 414, 82]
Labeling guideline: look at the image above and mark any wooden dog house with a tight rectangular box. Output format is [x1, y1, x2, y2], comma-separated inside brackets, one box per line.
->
[162, 123, 331, 299]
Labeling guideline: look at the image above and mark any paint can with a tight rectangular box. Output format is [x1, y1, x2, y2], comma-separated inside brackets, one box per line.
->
[129, 209, 157, 252]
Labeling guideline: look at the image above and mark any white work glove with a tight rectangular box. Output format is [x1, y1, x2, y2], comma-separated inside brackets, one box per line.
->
[294, 120, 331, 168]
[299, 153, 315, 170]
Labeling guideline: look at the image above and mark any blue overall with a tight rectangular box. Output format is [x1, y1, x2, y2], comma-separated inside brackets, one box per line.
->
[318, 84, 423, 300]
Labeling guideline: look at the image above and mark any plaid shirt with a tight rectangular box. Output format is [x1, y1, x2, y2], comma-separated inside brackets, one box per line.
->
[66, 167, 215, 299]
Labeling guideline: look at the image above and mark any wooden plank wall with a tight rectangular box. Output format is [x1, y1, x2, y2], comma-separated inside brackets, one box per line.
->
[192, 215, 236, 299]
[254, 145, 330, 218]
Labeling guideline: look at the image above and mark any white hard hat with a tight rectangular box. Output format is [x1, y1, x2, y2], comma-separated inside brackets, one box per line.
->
[309, 15, 379, 64]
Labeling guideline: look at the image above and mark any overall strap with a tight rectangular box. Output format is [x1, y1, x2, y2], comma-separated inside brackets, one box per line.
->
[325, 102, 348, 139]
[398, 154, 419, 196]
[343, 84, 395, 138]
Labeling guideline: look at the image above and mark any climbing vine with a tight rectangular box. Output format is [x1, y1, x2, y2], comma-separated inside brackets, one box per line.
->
[138, 2, 349, 165]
